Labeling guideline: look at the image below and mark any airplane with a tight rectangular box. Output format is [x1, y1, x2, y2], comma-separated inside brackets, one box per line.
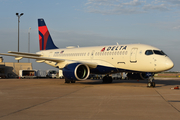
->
[0, 18, 174, 87]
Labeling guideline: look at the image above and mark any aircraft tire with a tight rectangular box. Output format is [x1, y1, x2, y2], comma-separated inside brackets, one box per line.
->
[65, 79, 71, 83]
[102, 76, 108, 83]
[103, 76, 113, 83]
[147, 82, 155, 87]
[147, 82, 152, 87]
[108, 77, 113, 83]
[151, 82, 155, 87]
[71, 80, 76, 83]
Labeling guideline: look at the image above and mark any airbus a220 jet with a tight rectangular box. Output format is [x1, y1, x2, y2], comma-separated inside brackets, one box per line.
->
[0, 19, 174, 87]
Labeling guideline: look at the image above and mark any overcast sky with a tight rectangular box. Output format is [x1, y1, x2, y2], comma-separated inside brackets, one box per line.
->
[0, 0, 180, 71]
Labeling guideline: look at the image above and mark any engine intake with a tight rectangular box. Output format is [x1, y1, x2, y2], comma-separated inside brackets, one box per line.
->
[63, 63, 90, 80]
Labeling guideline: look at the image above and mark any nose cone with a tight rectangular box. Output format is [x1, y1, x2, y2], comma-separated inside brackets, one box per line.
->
[165, 58, 174, 70]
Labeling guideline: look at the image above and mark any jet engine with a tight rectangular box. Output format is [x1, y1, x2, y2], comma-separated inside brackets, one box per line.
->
[127, 72, 151, 80]
[63, 63, 90, 80]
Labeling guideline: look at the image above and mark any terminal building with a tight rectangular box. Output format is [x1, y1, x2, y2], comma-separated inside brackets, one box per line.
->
[0, 56, 32, 78]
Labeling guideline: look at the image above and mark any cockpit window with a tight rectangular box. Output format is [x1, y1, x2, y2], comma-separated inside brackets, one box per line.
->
[153, 50, 166, 56]
[145, 50, 153, 55]
[145, 50, 167, 56]
[161, 51, 167, 56]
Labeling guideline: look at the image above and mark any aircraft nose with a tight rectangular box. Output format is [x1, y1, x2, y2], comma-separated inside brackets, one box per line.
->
[165, 58, 174, 70]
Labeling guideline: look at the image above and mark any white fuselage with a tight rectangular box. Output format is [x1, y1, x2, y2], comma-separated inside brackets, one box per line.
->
[37, 44, 174, 73]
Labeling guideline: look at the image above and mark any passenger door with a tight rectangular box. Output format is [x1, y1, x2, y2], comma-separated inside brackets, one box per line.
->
[130, 48, 138, 63]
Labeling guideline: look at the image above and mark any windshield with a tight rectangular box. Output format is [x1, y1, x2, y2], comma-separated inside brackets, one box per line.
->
[153, 50, 166, 56]
[145, 50, 153, 55]
[145, 50, 167, 56]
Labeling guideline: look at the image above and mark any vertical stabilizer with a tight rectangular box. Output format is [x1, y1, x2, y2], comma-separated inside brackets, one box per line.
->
[38, 19, 58, 50]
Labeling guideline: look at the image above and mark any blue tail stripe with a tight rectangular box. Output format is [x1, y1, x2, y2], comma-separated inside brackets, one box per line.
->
[38, 19, 46, 26]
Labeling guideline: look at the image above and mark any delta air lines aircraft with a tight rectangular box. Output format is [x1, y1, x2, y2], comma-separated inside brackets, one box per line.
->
[0, 19, 174, 87]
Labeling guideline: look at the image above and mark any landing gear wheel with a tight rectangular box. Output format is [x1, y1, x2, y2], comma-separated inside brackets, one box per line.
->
[102, 76, 113, 83]
[71, 80, 76, 83]
[65, 79, 76, 83]
[147, 82, 152, 87]
[147, 82, 156, 87]
[151, 82, 155, 87]
[108, 77, 113, 83]
[102, 76, 107, 83]
[65, 79, 71, 83]
[147, 75, 155, 88]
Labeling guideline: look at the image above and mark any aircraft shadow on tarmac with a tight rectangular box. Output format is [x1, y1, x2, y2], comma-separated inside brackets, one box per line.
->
[154, 78, 180, 87]
[77, 78, 180, 87]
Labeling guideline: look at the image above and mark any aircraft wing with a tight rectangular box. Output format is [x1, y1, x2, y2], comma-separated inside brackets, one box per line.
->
[0, 52, 97, 68]
[8, 51, 42, 56]
[0, 53, 65, 62]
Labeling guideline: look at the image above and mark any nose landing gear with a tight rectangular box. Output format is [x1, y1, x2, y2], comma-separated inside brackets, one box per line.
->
[147, 76, 155, 87]
[145, 72, 155, 87]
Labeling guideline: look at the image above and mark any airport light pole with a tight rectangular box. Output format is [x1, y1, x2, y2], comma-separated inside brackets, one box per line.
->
[16, 13, 24, 63]
[28, 27, 31, 63]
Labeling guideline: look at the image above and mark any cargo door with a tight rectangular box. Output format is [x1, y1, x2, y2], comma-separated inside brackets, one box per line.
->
[130, 48, 138, 63]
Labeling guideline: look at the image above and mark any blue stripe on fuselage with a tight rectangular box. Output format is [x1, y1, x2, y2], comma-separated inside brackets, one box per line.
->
[90, 65, 141, 74]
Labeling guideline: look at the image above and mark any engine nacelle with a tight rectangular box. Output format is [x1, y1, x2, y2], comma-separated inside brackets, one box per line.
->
[63, 63, 90, 80]
[127, 72, 152, 80]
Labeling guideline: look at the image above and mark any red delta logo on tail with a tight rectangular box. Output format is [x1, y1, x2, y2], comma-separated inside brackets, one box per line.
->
[38, 25, 49, 50]
[38, 19, 58, 50]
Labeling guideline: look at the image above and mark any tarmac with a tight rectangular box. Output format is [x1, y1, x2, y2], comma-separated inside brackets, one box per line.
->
[0, 78, 180, 120]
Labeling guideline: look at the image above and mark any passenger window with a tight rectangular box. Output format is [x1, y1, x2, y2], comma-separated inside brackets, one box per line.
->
[145, 50, 153, 55]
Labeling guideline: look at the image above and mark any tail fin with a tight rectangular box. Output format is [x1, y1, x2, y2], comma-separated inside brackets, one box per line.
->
[38, 19, 58, 50]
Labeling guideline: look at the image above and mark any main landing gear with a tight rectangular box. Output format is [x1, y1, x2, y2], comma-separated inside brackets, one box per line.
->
[65, 79, 76, 83]
[147, 76, 155, 87]
[102, 75, 113, 83]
